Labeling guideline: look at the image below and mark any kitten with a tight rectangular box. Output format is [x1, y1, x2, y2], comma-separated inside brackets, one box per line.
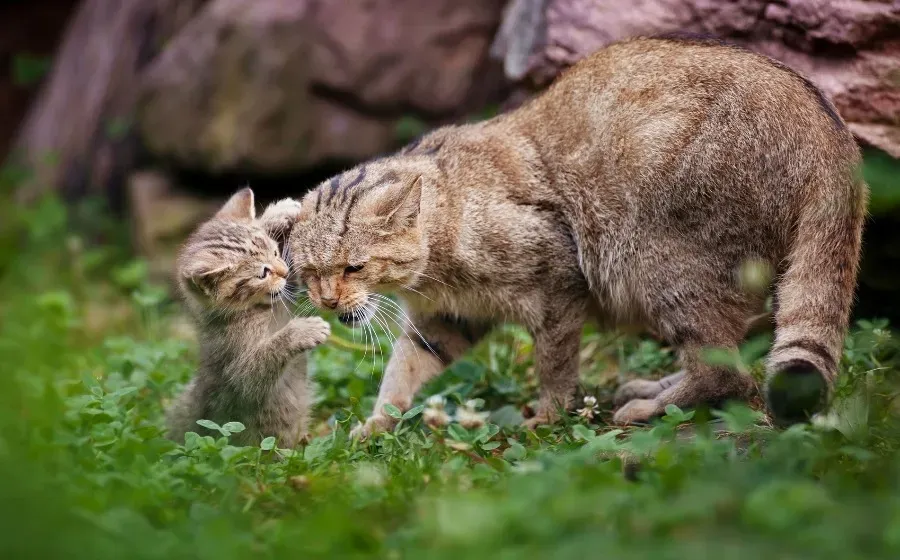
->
[288, 35, 867, 437]
[166, 188, 331, 448]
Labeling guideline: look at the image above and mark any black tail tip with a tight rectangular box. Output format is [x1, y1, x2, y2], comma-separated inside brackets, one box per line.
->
[765, 361, 829, 426]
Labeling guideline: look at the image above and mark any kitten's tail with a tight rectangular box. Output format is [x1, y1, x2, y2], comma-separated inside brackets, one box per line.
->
[765, 168, 868, 425]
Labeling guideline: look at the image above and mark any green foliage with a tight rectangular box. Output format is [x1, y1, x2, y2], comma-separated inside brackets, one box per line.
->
[11, 53, 52, 86]
[864, 148, 900, 215]
[2, 186, 900, 559]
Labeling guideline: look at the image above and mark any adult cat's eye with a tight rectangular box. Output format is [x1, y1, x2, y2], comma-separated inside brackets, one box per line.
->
[345, 264, 364, 274]
[260, 266, 272, 279]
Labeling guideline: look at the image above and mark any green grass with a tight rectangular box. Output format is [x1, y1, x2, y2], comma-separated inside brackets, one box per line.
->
[2, 191, 900, 560]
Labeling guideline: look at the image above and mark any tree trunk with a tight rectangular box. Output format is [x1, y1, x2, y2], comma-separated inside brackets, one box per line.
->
[8, 0, 207, 208]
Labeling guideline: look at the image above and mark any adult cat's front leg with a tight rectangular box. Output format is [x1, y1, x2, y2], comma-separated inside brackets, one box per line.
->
[351, 313, 491, 440]
[523, 306, 586, 429]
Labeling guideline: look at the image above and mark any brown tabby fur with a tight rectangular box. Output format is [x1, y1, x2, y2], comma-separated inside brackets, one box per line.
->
[288, 35, 867, 437]
[167, 188, 330, 448]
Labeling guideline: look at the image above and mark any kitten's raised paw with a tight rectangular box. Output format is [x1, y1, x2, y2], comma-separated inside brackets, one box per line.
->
[260, 198, 304, 237]
[612, 398, 661, 425]
[289, 316, 331, 350]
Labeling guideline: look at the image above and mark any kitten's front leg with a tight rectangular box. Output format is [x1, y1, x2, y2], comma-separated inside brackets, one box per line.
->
[258, 198, 303, 241]
[351, 314, 491, 440]
[523, 309, 586, 429]
[237, 317, 330, 400]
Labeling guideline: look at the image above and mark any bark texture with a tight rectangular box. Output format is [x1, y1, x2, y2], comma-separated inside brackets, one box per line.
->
[9, 0, 207, 204]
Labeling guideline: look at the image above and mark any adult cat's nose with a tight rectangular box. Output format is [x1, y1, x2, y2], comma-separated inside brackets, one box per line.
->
[274, 261, 289, 278]
[320, 297, 338, 309]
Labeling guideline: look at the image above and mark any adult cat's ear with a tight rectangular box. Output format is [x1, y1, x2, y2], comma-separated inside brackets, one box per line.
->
[371, 175, 423, 229]
[216, 187, 256, 222]
[185, 265, 231, 297]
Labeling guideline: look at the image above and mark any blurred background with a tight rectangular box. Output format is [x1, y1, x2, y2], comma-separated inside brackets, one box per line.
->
[2, 0, 898, 317]
[1, 2, 900, 558]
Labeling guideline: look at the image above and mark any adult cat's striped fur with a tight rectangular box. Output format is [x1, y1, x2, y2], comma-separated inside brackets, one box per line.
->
[166, 188, 330, 448]
[288, 35, 867, 436]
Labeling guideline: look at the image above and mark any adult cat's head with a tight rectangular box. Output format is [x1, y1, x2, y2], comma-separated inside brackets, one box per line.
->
[289, 158, 433, 326]
[177, 188, 290, 312]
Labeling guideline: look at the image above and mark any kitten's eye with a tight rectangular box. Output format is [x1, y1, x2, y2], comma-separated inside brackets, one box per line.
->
[345, 264, 364, 274]
[260, 266, 272, 279]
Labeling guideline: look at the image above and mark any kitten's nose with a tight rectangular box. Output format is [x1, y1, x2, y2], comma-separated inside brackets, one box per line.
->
[320, 297, 338, 309]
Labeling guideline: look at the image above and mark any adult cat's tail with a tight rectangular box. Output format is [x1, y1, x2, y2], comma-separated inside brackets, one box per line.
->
[765, 169, 868, 425]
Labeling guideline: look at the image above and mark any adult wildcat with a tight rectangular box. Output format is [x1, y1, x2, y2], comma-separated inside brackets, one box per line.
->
[167, 188, 330, 448]
[288, 35, 867, 437]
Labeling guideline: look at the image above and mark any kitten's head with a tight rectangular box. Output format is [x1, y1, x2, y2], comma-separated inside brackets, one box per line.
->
[288, 160, 430, 326]
[178, 188, 290, 312]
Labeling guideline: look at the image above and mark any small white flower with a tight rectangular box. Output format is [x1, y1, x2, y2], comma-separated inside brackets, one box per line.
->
[446, 440, 472, 451]
[426, 394, 446, 409]
[455, 402, 489, 430]
[575, 395, 599, 421]
[423, 407, 451, 429]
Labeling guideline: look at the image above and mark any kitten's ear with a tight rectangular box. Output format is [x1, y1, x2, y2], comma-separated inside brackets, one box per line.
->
[184, 265, 231, 297]
[216, 187, 256, 222]
[371, 176, 423, 229]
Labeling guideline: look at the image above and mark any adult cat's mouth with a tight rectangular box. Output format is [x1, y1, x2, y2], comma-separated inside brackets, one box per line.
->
[337, 305, 374, 327]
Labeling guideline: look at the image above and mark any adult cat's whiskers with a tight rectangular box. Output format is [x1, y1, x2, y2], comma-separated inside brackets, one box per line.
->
[410, 271, 453, 290]
[402, 285, 433, 302]
[372, 294, 440, 363]
[373, 299, 422, 369]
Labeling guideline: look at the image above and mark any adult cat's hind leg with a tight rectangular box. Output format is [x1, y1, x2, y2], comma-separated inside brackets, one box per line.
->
[613, 260, 758, 425]
[613, 371, 685, 407]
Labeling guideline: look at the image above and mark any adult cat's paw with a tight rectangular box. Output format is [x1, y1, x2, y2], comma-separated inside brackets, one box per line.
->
[612, 398, 661, 425]
[349, 414, 395, 441]
[522, 409, 560, 430]
[614, 371, 685, 406]
[289, 316, 331, 351]
[260, 198, 303, 237]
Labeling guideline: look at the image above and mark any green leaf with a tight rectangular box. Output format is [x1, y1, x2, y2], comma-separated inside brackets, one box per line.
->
[222, 422, 246, 434]
[503, 442, 526, 461]
[481, 441, 501, 451]
[472, 425, 491, 443]
[196, 419, 222, 433]
[260, 437, 276, 450]
[447, 424, 469, 442]
[572, 424, 597, 441]
[382, 403, 403, 419]
[402, 404, 425, 420]
[490, 405, 525, 429]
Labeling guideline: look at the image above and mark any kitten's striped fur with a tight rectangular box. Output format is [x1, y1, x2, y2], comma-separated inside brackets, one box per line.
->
[166, 188, 330, 448]
[289, 35, 867, 435]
